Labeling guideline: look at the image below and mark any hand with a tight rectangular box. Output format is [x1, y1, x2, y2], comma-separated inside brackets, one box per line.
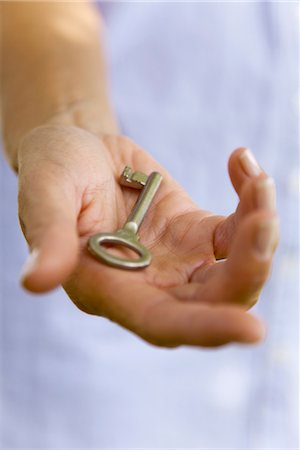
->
[18, 125, 278, 348]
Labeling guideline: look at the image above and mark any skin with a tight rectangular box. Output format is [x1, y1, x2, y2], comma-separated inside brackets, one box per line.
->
[18, 125, 278, 348]
[1, 2, 279, 349]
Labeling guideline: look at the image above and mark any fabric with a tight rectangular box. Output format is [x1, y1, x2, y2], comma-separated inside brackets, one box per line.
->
[0, 2, 298, 448]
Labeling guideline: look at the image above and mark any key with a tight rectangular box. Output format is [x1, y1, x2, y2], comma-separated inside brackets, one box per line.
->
[88, 167, 163, 269]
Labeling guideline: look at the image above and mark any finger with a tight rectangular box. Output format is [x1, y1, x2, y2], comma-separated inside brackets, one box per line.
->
[213, 175, 276, 259]
[228, 147, 264, 195]
[128, 286, 266, 347]
[80, 272, 266, 347]
[19, 165, 79, 293]
[64, 245, 266, 347]
[192, 210, 279, 308]
[223, 211, 279, 304]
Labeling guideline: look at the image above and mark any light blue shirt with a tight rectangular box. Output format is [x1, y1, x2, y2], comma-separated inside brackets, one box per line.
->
[0, 2, 298, 448]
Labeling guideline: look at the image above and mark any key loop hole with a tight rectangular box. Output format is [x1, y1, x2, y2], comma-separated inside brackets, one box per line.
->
[88, 233, 151, 269]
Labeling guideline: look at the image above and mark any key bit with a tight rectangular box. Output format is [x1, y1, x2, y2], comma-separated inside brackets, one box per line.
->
[120, 166, 148, 189]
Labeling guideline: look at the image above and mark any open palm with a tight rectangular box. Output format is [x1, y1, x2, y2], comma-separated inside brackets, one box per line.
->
[19, 125, 278, 347]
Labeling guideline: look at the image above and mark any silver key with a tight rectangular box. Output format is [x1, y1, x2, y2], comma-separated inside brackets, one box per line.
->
[88, 167, 163, 269]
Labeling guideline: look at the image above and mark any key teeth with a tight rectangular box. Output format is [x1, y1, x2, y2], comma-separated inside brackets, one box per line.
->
[120, 166, 148, 189]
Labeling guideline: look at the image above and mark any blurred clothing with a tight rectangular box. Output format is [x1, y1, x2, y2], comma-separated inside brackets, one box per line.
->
[0, 2, 298, 448]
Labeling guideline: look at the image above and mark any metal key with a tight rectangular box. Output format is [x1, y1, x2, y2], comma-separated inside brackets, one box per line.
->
[88, 167, 163, 269]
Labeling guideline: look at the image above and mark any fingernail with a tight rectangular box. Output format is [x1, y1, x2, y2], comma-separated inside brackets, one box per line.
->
[255, 219, 278, 260]
[20, 248, 40, 283]
[256, 177, 276, 211]
[239, 149, 261, 177]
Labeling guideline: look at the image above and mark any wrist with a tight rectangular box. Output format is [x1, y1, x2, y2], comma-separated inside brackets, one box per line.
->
[45, 98, 120, 137]
[3, 99, 120, 172]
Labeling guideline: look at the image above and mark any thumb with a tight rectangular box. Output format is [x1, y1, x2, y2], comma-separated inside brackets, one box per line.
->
[19, 166, 79, 293]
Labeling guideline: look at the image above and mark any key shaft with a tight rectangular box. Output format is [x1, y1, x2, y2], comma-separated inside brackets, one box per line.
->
[124, 171, 163, 234]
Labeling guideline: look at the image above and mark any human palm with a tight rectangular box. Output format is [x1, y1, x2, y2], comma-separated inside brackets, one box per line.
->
[18, 125, 278, 347]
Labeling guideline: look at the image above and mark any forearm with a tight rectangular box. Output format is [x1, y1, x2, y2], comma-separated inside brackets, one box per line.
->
[0, 1, 119, 171]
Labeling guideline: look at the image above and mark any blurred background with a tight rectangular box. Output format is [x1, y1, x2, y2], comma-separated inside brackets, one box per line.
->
[0, 1, 299, 448]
